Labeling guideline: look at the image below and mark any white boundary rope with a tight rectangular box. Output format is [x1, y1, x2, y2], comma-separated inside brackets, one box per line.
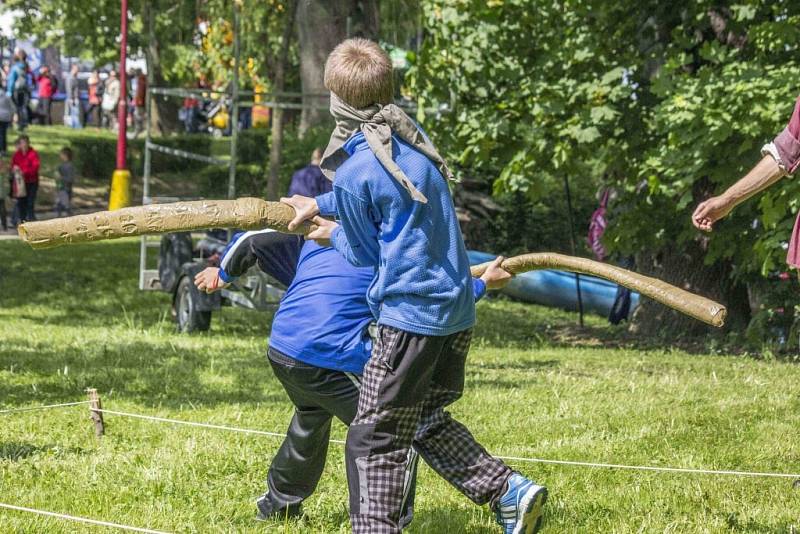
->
[0, 401, 91, 415]
[94, 408, 800, 480]
[0, 503, 171, 534]
[493, 455, 800, 479]
[95, 408, 318, 441]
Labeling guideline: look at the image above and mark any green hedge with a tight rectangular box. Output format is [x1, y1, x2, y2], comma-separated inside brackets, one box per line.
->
[149, 135, 213, 173]
[236, 128, 269, 165]
[69, 123, 333, 199]
[70, 135, 213, 181]
[198, 164, 266, 198]
[70, 136, 120, 182]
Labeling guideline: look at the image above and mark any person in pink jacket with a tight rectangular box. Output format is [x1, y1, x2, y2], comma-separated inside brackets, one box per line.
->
[693, 95, 800, 267]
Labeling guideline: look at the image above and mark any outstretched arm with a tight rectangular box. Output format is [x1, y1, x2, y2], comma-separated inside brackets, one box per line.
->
[692, 156, 785, 231]
[693, 96, 800, 231]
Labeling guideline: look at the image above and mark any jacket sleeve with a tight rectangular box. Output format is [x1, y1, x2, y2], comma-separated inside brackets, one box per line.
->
[218, 232, 258, 282]
[330, 188, 380, 268]
[473, 278, 487, 302]
[29, 151, 40, 174]
[218, 230, 302, 287]
[315, 191, 338, 217]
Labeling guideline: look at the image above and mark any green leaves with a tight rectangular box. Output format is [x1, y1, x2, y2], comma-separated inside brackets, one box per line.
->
[415, 0, 800, 289]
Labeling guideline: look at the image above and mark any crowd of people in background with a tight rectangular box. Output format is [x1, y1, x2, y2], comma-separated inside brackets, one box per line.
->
[0, 49, 149, 134]
[0, 48, 148, 230]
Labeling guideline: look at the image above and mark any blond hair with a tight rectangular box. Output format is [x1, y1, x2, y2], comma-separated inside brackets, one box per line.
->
[324, 38, 393, 108]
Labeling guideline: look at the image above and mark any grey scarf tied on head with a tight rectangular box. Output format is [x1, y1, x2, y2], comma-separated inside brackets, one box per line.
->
[320, 93, 455, 204]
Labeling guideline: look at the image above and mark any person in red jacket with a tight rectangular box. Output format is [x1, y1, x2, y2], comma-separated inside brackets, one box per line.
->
[11, 134, 40, 222]
[133, 69, 147, 137]
[36, 66, 56, 125]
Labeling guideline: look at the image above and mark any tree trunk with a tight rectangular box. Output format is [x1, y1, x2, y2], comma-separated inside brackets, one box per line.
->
[266, 0, 298, 200]
[295, 0, 379, 136]
[630, 240, 751, 337]
[143, 0, 179, 136]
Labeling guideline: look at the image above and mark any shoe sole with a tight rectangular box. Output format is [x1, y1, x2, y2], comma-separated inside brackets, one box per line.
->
[512, 485, 548, 534]
[254, 497, 303, 523]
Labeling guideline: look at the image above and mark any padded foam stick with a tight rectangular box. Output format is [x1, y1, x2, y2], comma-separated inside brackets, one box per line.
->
[471, 253, 726, 327]
[18, 198, 312, 249]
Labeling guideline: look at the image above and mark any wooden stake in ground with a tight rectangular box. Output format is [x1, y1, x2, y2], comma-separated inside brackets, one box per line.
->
[87, 388, 105, 437]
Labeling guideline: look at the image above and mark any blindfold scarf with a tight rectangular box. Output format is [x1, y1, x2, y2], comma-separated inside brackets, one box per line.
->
[320, 93, 455, 203]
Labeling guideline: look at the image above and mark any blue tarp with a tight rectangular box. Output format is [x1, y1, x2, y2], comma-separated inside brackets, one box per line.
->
[467, 250, 640, 318]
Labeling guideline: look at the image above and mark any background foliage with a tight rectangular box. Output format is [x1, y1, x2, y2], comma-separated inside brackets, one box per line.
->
[411, 0, 800, 335]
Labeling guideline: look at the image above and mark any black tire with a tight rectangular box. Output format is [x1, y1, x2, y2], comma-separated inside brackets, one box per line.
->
[175, 276, 212, 332]
[159, 232, 194, 294]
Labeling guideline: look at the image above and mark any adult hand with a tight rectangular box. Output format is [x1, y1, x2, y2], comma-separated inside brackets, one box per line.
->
[194, 267, 228, 294]
[692, 196, 734, 232]
[280, 195, 320, 231]
[480, 256, 514, 290]
[307, 216, 339, 247]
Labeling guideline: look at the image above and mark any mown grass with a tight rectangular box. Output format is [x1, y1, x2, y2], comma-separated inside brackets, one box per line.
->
[0, 239, 799, 533]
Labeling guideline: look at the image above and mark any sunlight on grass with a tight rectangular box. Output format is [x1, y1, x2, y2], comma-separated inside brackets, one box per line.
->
[0, 239, 798, 532]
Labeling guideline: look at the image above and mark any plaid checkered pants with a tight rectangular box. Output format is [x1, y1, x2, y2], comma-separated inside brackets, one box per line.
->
[346, 326, 512, 533]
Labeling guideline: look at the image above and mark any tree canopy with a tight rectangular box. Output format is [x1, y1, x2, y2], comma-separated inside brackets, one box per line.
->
[410, 0, 800, 333]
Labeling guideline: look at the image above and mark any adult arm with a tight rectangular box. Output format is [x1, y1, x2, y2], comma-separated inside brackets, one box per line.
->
[692, 156, 784, 231]
[693, 96, 800, 231]
[315, 191, 338, 217]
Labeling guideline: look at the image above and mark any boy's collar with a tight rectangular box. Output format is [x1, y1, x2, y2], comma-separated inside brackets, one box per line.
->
[343, 132, 366, 156]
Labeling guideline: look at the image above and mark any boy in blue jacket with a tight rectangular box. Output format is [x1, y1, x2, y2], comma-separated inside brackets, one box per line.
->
[194, 231, 513, 527]
[282, 38, 547, 534]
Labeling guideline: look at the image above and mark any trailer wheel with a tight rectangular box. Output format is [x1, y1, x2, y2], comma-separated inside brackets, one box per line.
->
[175, 276, 212, 332]
[159, 232, 193, 294]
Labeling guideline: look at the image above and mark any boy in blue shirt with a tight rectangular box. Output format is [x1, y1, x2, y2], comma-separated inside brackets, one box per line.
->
[194, 231, 513, 527]
[282, 38, 547, 534]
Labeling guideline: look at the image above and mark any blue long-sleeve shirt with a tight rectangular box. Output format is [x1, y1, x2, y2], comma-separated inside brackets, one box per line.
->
[316, 131, 475, 336]
[218, 233, 487, 373]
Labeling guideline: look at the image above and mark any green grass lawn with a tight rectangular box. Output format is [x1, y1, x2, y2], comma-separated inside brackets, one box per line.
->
[0, 239, 798, 533]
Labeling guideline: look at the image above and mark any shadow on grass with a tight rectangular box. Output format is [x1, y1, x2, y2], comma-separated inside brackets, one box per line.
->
[0, 442, 88, 462]
[407, 507, 496, 533]
[473, 295, 730, 356]
[0, 336, 286, 409]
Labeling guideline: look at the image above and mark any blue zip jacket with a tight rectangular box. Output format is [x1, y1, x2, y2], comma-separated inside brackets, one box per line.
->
[6, 61, 26, 96]
[218, 232, 487, 373]
[316, 131, 475, 336]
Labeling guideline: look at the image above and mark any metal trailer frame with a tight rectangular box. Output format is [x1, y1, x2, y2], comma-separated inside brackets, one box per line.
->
[138, 91, 448, 291]
[137, 5, 449, 291]
[137, 84, 335, 291]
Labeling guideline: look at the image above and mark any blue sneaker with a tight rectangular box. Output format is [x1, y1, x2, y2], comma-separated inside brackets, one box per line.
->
[494, 473, 548, 534]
